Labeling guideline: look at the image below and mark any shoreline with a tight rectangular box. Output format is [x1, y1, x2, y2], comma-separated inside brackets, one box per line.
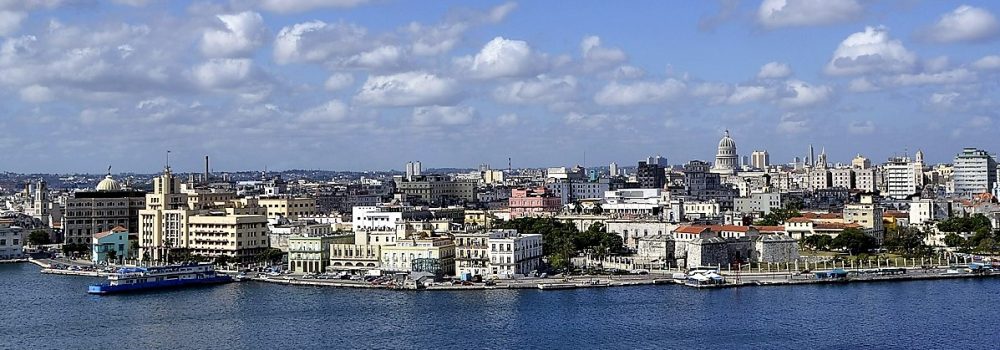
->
[23, 259, 1000, 292]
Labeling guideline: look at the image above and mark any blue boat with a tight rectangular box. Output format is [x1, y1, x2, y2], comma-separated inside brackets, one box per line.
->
[87, 263, 232, 295]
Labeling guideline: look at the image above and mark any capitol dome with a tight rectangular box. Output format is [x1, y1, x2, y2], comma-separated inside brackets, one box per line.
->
[712, 130, 738, 175]
[718, 130, 736, 150]
[96, 174, 122, 191]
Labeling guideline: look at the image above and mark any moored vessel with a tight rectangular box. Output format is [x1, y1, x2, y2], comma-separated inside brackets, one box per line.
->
[87, 263, 231, 295]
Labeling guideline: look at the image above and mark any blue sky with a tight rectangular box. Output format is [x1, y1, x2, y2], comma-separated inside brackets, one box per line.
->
[1, 0, 998, 173]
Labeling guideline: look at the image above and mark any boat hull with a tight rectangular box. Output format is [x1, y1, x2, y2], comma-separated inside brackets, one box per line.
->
[88, 276, 232, 295]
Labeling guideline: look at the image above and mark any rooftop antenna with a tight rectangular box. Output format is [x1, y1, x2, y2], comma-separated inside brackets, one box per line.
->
[166, 150, 171, 170]
[508, 157, 511, 173]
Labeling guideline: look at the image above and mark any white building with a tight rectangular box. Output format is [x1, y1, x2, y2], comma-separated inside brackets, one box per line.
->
[712, 130, 738, 175]
[750, 150, 769, 170]
[909, 199, 954, 225]
[951, 147, 996, 196]
[733, 192, 782, 215]
[544, 181, 609, 206]
[352, 206, 403, 232]
[0, 224, 24, 260]
[488, 229, 543, 278]
[884, 155, 924, 199]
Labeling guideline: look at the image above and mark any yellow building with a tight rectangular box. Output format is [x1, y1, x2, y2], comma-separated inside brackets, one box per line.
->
[254, 197, 318, 220]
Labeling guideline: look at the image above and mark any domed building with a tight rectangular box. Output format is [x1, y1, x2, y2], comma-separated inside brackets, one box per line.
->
[96, 174, 122, 191]
[712, 130, 738, 175]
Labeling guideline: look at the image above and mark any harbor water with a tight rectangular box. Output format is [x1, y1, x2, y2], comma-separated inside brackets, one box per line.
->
[2, 263, 998, 349]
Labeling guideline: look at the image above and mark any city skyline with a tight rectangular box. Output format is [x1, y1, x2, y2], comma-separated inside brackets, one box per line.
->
[0, 1, 998, 172]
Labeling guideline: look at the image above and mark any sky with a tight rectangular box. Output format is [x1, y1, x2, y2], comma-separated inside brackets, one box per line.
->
[0, 0, 999, 173]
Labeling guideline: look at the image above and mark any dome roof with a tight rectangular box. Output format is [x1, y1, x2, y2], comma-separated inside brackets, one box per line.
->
[718, 130, 736, 149]
[96, 175, 122, 191]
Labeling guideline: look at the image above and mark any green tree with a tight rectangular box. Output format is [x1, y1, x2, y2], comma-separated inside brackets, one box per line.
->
[255, 248, 285, 264]
[28, 230, 51, 246]
[943, 233, 966, 248]
[754, 208, 801, 226]
[802, 234, 833, 251]
[106, 249, 118, 263]
[831, 228, 876, 255]
[882, 226, 930, 257]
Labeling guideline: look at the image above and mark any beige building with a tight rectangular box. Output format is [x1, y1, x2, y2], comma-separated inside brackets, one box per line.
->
[288, 235, 334, 273]
[380, 237, 455, 275]
[454, 232, 490, 278]
[139, 168, 271, 262]
[253, 197, 318, 220]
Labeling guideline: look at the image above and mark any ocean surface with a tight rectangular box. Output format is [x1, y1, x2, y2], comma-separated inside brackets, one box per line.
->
[2, 263, 998, 349]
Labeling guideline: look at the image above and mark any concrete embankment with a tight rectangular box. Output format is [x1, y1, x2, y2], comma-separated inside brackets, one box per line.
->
[249, 275, 675, 291]
[0, 258, 28, 264]
[687, 269, 1000, 289]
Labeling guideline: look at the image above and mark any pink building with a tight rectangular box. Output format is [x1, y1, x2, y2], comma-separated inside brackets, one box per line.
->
[509, 187, 562, 219]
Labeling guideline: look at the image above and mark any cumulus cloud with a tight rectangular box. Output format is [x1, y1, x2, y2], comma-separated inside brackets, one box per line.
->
[825, 26, 916, 76]
[457, 36, 548, 79]
[19, 84, 52, 102]
[354, 71, 461, 107]
[412, 105, 476, 126]
[757, 61, 792, 79]
[564, 111, 615, 129]
[299, 100, 349, 123]
[847, 120, 875, 134]
[928, 91, 960, 109]
[257, 0, 371, 13]
[971, 55, 1000, 70]
[580, 35, 626, 71]
[777, 112, 809, 133]
[201, 11, 266, 58]
[0, 10, 27, 36]
[324, 72, 354, 91]
[920, 5, 1000, 43]
[192, 58, 254, 89]
[593, 79, 685, 106]
[725, 85, 772, 104]
[757, 0, 863, 28]
[780, 80, 832, 108]
[493, 75, 577, 105]
[847, 77, 879, 92]
[273, 21, 368, 65]
[882, 68, 975, 87]
[408, 2, 517, 56]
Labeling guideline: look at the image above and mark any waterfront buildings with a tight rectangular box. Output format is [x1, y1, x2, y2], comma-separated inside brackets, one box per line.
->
[0, 223, 23, 259]
[138, 168, 270, 262]
[288, 235, 335, 274]
[454, 231, 490, 278]
[487, 229, 543, 278]
[62, 173, 146, 245]
[91, 226, 132, 263]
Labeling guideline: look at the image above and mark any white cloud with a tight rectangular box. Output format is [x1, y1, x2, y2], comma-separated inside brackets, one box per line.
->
[299, 100, 349, 123]
[928, 92, 960, 108]
[201, 11, 266, 58]
[921, 5, 1000, 43]
[726, 85, 772, 105]
[757, 61, 792, 79]
[412, 105, 476, 126]
[407, 2, 517, 56]
[593, 79, 685, 106]
[611, 65, 645, 80]
[0, 10, 27, 36]
[497, 113, 519, 126]
[493, 75, 577, 105]
[883, 68, 975, 87]
[581, 35, 626, 71]
[257, 0, 371, 13]
[19, 84, 52, 102]
[192, 58, 254, 88]
[825, 26, 917, 76]
[354, 71, 460, 107]
[343, 45, 405, 70]
[923, 56, 950, 73]
[972, 55, 1000, 70]
[273, 21, 368, 65]
[757, 0, 863, 28]
[777, 112, 809, 133]
[324, 72, 354, 91]
[847, 77, 879, 92]
[459, 37, 547, 79]
[847, 120, 875, 134]
[564, 111, 613, 129]
[780, 80, 832, 108]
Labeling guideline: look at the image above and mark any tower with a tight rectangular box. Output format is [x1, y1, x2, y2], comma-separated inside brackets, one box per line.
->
[609, 162, 619, 176]
[809, 144, 815, 167]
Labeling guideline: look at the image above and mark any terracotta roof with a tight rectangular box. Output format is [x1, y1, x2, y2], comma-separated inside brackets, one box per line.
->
[755, 226, 786, 233]
[801, 212, 841, 220]
[814, 223, 861, 230]
[674, 226, 710, 234]
[787, 217, 812, 223]
[94, 225, 129, 240]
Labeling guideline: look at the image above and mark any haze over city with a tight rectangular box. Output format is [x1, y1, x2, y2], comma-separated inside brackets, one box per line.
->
[1, 0, 999, 173]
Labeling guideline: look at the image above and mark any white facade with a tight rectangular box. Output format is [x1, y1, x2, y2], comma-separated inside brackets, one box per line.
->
[951, 148, 996, 195]
[0, 224, 24, 259]
[544, 181, 609, 205]
[909, 199, 953, 225]
[750, 150, 769, 170]
[733, 192, 781, 215]
[352, 206, 403, 232]
[488, 230, 543, 278]
[885, 156, 923, 199]
[712, 130, 738, 175]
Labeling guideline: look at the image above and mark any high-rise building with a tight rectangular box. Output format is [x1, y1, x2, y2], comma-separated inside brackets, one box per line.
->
[636, 161, 666, 189]
[951, 147, 997, 195]
[852, 154, 871, 169]
[884, 156, 924, 199]
[609, 162, 619, 177]
[62, 173, 146, 245]
[751, 150, 770, 169]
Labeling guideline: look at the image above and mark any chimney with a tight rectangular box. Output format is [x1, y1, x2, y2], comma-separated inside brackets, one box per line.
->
[204, 155, 210, 183]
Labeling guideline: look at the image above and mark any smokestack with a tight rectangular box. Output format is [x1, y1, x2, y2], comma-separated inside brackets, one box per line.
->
[204, 155, 210, 183]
